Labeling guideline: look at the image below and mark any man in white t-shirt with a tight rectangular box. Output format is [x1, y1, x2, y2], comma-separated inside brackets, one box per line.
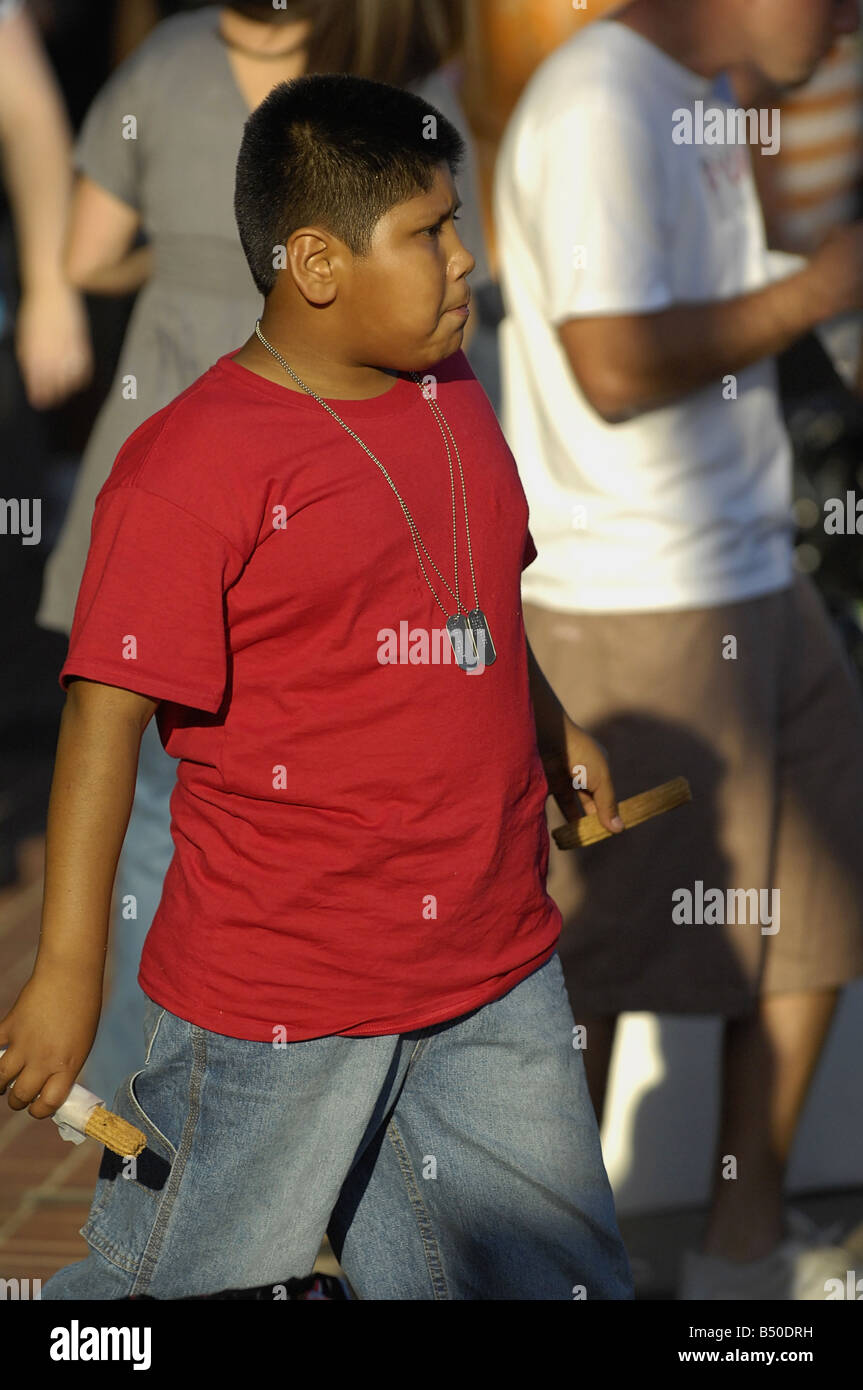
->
[495, 0, 863, 1300]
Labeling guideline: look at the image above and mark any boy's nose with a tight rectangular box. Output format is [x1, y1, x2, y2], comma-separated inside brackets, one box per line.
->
[455, 238, 476, 277]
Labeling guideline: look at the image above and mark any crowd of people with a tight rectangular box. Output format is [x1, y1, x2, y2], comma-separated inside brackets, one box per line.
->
[1, 0, 863, 1302]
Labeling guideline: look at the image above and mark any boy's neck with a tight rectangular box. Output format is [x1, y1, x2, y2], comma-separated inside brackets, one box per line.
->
[232, 327, 401, 400]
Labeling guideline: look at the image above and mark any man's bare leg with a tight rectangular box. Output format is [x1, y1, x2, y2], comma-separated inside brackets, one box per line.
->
[702, 987, 840, 1260]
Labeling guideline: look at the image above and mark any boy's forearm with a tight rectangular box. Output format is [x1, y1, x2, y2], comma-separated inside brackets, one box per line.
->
[35, 691, 146, 979]
[526, 638, 568, 753]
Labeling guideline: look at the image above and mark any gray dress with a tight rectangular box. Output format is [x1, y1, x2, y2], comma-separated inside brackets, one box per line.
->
[37, 4, 491, 635]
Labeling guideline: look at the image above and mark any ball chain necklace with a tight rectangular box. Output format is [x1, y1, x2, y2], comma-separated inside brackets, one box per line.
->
[254, 319, 496, 671]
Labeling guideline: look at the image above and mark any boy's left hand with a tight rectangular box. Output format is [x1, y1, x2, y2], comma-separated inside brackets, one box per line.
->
[539, 716, 624, 836]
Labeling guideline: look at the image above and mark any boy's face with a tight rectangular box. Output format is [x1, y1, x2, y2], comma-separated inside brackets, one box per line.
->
[336, 163, 476, 372]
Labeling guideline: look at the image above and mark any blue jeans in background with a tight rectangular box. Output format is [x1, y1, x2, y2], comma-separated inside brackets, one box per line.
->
[43, 952, 633, 1301]
[82, 719, 176, 1103]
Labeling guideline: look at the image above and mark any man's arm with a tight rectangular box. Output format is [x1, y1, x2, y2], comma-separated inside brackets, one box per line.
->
[559, 224, 863, 423]
[0, 678, 159, 1118]
[526, 637, 623, 834]
[0, 2, 93, 406]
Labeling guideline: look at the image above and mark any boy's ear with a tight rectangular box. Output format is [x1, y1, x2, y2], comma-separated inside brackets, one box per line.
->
[279, 228, 341, 308]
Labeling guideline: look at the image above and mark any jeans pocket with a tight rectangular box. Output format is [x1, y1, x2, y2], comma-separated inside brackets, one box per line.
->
[82, 1018, 182, 1276]
[123, 1066, 178, 1165]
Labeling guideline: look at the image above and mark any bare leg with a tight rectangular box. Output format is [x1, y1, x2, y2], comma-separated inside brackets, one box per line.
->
[702, 987, 840, 1260]
[575, 1014, 619, 1127]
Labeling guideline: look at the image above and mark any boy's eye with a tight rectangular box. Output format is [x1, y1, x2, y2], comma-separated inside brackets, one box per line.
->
[424, 213, 461, 237]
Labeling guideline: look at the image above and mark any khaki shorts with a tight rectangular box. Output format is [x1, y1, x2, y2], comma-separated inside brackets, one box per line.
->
[523, 574, 863, 1017]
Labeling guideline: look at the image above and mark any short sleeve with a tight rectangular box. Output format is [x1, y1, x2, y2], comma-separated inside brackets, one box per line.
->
[59, 487, 240, 713]
[522, 527, 538, 571]
[535, 102, 674, 325]
[72, 47, 148, 211]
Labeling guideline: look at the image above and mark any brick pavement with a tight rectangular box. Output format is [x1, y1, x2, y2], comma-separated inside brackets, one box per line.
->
[0, 837, 99, 1288]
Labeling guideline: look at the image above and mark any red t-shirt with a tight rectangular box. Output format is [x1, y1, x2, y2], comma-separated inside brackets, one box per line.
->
[60, 346, 562, 1040]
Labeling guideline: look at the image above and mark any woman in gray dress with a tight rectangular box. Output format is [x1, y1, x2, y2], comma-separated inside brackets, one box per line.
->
[39, 0, 491, 1099]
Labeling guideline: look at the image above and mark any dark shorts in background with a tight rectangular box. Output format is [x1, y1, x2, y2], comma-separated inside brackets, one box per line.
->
[523, 574, 863, 1017]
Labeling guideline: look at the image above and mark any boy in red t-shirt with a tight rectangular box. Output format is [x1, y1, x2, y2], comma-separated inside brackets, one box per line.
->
[1, 73, 632, 1300]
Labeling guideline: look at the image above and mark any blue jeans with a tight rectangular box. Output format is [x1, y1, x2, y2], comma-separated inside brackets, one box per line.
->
[42, 953, 633, 1300]
[81, 719, 176, 1102]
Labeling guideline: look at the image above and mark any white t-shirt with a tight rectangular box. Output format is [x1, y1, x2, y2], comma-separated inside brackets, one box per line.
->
[494, 19, 796, 613]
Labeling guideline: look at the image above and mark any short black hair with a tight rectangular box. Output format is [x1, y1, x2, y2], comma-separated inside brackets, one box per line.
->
[234, 73, 466, 298]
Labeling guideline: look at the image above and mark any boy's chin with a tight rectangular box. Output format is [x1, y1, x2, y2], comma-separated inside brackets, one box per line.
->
[390, 334, 465, 371]
[427, 334, 466, 364]
[442, 319, 468, 346]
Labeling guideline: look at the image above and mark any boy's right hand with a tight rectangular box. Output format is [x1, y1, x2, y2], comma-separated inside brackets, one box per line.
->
[0, 964, 102, 1118]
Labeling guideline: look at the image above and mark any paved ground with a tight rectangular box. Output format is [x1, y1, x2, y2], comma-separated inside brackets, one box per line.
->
[3, 834, 862, 1300]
